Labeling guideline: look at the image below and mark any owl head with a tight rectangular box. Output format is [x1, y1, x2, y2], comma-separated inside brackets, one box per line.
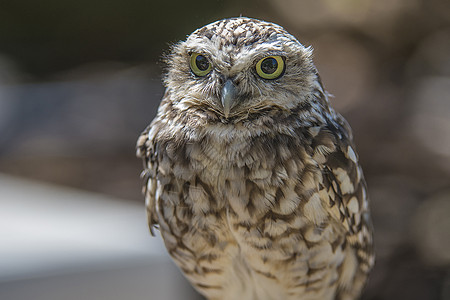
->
[164, 17, 328, 122]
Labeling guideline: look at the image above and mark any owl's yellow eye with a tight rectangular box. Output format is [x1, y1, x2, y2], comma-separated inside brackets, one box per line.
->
[256, 56, 285, 80]
[190, 53, 212, 76]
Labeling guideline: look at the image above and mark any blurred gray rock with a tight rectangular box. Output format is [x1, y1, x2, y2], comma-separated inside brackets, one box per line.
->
[0, 64, 164, 158]
[409, 76, 450, 170]
[406, 28, 450, 78]
[0, 54, 23, 84]
[311, 33, 375, 113]
[369, 176, 421, 259]
[411, 190, 450, 267]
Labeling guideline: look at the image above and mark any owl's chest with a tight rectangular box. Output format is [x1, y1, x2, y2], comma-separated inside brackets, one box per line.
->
[156, 135, 341, 299]
[158, 130, 319, 231]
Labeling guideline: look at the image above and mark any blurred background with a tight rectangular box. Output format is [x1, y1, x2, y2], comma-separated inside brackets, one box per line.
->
[0, 0, 449, 299]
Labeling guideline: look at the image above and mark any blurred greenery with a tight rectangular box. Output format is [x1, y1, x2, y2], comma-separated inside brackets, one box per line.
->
[0, 0, 267, 77]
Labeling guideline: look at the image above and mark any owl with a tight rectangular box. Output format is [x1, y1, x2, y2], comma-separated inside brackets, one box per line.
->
[137, 17, 374, 300]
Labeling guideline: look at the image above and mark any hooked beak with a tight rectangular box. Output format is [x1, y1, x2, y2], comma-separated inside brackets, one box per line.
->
[221, 79, 236, 118]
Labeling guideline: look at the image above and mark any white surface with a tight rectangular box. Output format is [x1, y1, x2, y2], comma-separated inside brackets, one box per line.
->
[0, 173, 169, 281]
[0, 262, 201, 300]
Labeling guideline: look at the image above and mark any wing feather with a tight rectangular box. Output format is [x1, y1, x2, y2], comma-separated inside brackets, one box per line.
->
[310, 116, 374, 292]
[137, 125, 159, 235]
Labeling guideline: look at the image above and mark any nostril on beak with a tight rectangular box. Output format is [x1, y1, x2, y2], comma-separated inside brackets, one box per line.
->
[218, 75, 238, 86]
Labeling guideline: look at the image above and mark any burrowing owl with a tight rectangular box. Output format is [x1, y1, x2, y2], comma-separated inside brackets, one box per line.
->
[137, 17, 374, 300]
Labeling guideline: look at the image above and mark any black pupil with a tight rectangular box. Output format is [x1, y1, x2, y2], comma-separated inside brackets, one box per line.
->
[195, 55, 209, 71]
[261, 57, 278, 74]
